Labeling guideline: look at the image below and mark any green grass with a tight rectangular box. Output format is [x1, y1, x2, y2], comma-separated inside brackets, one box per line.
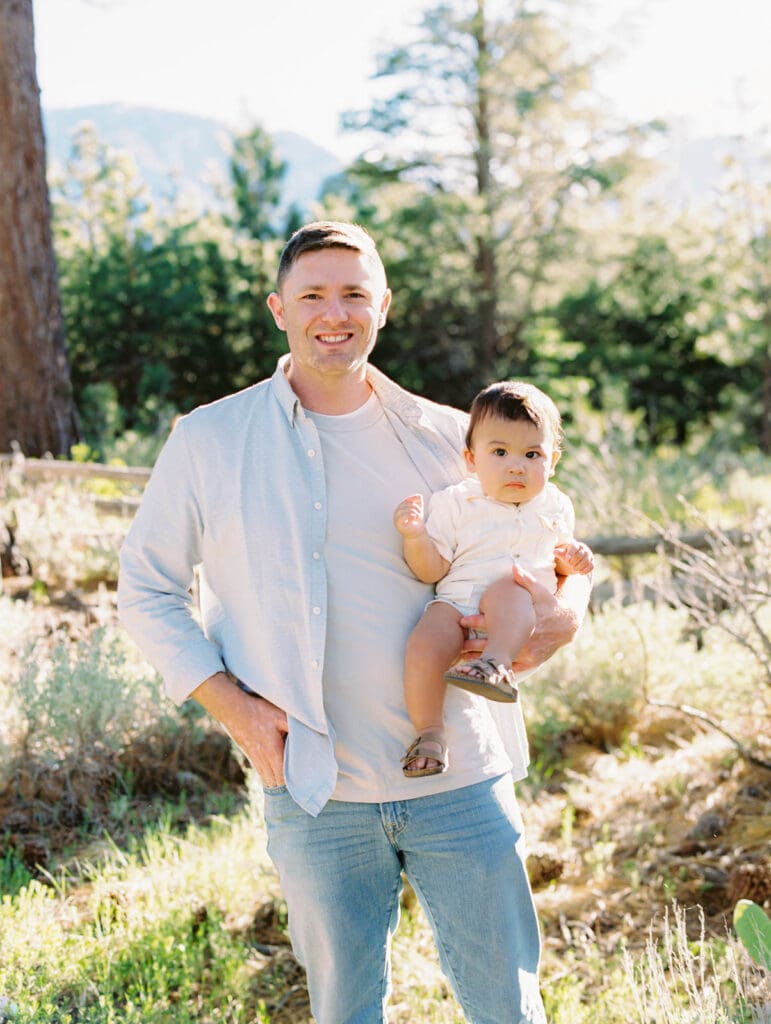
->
[0, 807, 281, 1023]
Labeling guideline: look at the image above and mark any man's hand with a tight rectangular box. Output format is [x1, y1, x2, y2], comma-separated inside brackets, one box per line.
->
[191, 672, 288, 788]
[459, 563, 583, 673]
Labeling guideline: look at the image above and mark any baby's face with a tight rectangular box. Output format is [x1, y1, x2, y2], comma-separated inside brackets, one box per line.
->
[464, 415, 559, 504]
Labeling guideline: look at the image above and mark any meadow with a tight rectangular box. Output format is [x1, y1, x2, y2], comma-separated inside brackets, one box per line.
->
[0, 439, 769, 1023]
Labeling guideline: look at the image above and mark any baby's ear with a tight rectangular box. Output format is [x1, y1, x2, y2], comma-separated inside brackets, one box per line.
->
[463, 448, 475, 472]
[549, 450, 561, 476]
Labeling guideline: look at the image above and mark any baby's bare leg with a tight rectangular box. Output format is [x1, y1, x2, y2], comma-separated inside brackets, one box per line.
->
[404, 602, 465, 770]
[477, 575, 535, 666]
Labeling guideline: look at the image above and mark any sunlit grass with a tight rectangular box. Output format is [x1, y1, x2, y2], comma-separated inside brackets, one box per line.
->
[0, 805, 279, 1023]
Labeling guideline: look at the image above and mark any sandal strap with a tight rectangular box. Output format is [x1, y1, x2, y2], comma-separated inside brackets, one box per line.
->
[401, 732, 446, 765]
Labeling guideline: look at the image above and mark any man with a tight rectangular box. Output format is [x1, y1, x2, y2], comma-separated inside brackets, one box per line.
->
[118, 221, 590, 1023]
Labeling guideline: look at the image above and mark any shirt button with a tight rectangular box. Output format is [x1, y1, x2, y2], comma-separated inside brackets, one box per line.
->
[312, 551, 321, 560]
[307, 448, 316, 458]
[314, 501, 322, 510]
[312, 606, 321, 615]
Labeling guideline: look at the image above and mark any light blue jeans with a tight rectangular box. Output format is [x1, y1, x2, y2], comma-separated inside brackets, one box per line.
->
[262, 774, 546, 1024]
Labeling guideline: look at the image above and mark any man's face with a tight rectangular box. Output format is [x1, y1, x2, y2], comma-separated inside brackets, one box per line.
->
[464, 415, 560, 505]
[267, 248, 391, 388]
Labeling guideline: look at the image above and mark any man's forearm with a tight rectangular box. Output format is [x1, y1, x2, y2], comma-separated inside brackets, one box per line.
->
[192, 672, 288, 788]
[554, 570, 592, 637]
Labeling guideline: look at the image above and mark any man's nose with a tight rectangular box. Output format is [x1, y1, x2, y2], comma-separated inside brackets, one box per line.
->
[321, 296, 347, 322]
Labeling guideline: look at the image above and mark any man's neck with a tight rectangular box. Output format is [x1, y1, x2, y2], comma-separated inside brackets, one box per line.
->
[285, 365, 373, 415]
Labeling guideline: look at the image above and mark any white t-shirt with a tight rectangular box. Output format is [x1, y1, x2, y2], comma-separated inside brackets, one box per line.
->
[307, 394, 525, 802]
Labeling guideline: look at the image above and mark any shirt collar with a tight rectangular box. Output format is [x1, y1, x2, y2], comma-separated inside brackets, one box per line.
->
[271, 354, 425, 428]
[271, 355, 303, 426]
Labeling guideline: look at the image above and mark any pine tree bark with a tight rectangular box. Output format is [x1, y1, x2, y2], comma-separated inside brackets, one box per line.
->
[0, 0, 78, 456]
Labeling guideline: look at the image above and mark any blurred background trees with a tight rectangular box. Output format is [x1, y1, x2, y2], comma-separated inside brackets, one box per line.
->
[16, 0, 767, 461]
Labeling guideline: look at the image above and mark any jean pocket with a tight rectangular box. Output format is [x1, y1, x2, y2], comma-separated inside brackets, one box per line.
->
[262, 783, 288, 796]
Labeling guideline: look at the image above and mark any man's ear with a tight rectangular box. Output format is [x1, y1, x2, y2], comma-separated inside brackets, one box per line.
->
[267, 292, 285, 330]
[378, 288, 392, 328]
[463, 448, 475, 472]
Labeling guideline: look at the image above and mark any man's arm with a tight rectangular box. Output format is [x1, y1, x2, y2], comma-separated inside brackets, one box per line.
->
[460, 564, 591, 672]
[191, 673, 289, 787]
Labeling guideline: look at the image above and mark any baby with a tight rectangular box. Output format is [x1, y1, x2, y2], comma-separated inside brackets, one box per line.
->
[394, 380, 593, 777]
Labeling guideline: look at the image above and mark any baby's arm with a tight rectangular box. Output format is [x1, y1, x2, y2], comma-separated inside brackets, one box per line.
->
[393, 494, 451, 584]
[554, 540, 594, 577]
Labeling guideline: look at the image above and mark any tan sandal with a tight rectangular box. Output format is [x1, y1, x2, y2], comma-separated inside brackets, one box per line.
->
[444, 656, 519, 703]
[401, 730, 448, 778]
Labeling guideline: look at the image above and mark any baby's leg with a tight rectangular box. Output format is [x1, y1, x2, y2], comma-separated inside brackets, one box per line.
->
[403, 602, 465, 773]
[476, 575, 535, 666]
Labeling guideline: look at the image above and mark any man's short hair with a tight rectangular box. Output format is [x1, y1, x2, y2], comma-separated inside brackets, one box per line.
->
[465, 381, 563, 451]
[276, 221, 386, 291]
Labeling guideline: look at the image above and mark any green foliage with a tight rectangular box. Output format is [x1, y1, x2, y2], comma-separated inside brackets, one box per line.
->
[228, 125, 287, 241]
[15, 628, 168, 764]
[46, 32, 767, 464]
[552, 236, 740, 446]
[0, 815, 279, 1024]
[0, 847, 33, 898]
[733, 900, 771, 971]
[51, 123, 287, 436]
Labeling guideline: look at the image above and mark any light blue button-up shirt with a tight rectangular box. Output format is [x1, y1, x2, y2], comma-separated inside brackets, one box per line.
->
[118, 356, 468, 815]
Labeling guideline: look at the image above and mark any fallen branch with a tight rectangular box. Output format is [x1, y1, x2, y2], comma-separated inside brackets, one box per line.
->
[625, 613, 771, 771]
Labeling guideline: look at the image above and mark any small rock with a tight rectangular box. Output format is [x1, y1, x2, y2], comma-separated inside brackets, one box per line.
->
[687, 812, 725, 841]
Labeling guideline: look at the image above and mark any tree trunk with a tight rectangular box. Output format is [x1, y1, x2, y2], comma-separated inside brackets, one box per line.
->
[0, 0, 78, 456]
[471, 0, 499, 382]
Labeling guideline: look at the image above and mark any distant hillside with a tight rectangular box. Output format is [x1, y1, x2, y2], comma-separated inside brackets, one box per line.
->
[41, 104, 760, 219]
[42, 104, 343, 216]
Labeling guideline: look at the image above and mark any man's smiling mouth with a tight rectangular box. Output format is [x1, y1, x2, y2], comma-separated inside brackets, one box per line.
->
[317, 333, 352, 344]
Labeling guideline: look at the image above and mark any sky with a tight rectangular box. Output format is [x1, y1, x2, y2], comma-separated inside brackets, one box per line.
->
[32, 0, 771, 160]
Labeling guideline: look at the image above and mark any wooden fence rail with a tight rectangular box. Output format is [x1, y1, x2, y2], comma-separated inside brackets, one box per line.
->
[0, 453, 753, 559]
[0, 453, 151, 485]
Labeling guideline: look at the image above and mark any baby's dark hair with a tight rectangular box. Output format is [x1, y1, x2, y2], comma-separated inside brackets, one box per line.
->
[465, 381, 563, 451]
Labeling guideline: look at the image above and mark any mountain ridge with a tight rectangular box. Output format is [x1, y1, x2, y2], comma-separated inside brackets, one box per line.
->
[42, 103, 344, 215]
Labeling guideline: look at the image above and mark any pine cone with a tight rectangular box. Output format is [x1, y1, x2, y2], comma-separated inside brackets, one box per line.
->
[527, 846, 566, 890]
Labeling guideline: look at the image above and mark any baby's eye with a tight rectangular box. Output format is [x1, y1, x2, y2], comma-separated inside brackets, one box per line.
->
[493, 448, 507, 457]
[525, 451, 542, 459]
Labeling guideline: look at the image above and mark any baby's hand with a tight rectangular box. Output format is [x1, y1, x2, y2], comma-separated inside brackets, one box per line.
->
[393, 494, 426, 538]
[554, 541, 594, 576]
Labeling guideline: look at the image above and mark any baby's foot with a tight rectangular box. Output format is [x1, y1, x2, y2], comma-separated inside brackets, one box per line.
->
[401, 730, 448, 777]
